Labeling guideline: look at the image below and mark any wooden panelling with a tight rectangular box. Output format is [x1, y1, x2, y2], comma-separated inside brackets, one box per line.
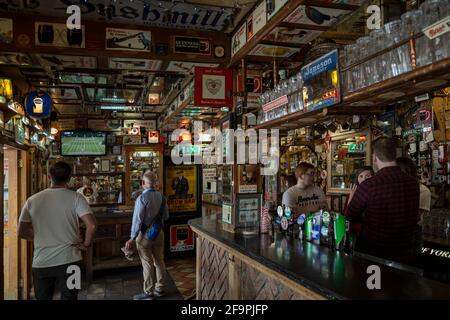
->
[199, 237, 229, 300]
[240, 260, 306, 300]
[193, 228, 326, 300]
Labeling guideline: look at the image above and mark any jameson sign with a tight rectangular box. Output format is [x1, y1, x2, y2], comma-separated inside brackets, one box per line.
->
[0, 0, 233, 31]
[174, 36, 211, 55]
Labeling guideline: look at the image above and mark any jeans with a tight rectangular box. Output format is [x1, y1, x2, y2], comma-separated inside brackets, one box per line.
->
[32, 261, 81, 300]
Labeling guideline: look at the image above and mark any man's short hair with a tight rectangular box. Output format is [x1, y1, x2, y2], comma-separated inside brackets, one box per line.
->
[373, 137, 396, 162]
[295, 162, 315, 179]
[49, 162, 72, 185]
[143, 171, 158, 185]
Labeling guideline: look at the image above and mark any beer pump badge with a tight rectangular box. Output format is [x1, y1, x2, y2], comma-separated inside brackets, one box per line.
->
[297, 214, 306, 225]
[277, 205, 283, 217]
[281, 216, 289, 230]
[26, 91, 52, 118]
[285, 207, 292, 219]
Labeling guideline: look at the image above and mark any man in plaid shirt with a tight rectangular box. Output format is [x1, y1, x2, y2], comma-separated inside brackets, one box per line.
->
[345, 137, 419, 264]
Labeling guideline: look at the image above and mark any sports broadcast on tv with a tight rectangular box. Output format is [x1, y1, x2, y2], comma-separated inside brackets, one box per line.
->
[60, 131, 107, 156]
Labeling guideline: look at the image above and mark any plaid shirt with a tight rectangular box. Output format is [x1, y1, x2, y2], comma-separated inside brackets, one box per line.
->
[345, 166, 419, 263]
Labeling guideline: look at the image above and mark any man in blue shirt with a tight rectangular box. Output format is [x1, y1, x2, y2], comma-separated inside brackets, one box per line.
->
[125, 171, 169, 300]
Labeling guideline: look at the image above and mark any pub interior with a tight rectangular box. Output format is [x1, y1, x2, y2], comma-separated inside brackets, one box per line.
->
[1, 0, 450, 301]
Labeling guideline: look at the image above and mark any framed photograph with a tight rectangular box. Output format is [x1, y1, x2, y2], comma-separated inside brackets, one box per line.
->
[101, 159, 110, 172]
[236, 193, 262, 228]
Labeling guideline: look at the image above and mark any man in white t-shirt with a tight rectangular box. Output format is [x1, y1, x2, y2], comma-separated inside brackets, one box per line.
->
[18, 162, 97, 300]
[282, 162, 327, 218]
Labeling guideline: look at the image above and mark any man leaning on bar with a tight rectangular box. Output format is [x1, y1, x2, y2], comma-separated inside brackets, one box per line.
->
[345, 137, 420, 264]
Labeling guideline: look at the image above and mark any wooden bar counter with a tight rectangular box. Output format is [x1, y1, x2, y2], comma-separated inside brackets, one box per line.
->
[189, 215, 450, 300]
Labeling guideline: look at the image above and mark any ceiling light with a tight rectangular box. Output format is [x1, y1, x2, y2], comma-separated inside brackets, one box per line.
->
[99, 105, 135, 111]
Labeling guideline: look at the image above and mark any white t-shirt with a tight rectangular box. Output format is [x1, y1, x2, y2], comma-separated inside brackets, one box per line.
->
[19, 188, 92, 268]
[282, 184, 327, 214]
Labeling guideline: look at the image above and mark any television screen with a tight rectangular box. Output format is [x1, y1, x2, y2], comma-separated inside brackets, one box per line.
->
[61, 131, 107, 156]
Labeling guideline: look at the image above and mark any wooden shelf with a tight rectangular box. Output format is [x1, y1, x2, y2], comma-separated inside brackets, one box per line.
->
[342, 57, 450, 107]
[72, 172, 124, 177]
[229, 0, 362, 67]
[252, 105, 385, 130]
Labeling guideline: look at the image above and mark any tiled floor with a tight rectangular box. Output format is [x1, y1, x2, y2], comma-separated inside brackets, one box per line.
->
[29, 257, 196, 300]
[165, 257, 196, 299]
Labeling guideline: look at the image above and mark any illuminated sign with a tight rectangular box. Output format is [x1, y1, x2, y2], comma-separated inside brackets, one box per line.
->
[25, 91, 52, 118]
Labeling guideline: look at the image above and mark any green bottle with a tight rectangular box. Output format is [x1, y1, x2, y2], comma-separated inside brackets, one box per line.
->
[334, 213, 346, 250]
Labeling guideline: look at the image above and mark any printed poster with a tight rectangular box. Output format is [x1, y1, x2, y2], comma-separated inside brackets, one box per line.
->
[194, 67, 233, 107]
[165, 165, 197, 213]
[35, 22, 85, 48]
[170, 224, 194, 252]
[231, 23, 246, 57]
[106, 28, 151, 52]
[247, 1, 266, 40]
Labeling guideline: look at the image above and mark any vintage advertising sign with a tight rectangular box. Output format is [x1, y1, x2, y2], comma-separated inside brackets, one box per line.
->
[36, 54, 96, 68]
[301, 49, 341, 111]
[249, 43, 300, 57]
[35, 22, 85, 48]
[164, 165, 198, 213]
[0, 18, 13, 44]
[148, 130, 159, 143]
[170, 224, 195, 252]
[123, 120, 157, 131]
[238, 71, 262, 109]
[25, 91, 52, 118]
[247, 1, 266, 41]
[284, 5, 351, 26]
[173, 36, 211, 55]
[106, 28, 151, 52]
[202, 167, 217, 194]
[231, 23, 246, 57]
[423, 16, 450, 40]
[194, 67, 233, 107]
[1, 1, 233, 32]
[109, 58, 161, 70]
[267, 0, 289, 20]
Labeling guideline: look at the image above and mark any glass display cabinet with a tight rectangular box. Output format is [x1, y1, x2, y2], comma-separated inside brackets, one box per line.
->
[124, 144, 164, 205]
[327, 129, 372, 194]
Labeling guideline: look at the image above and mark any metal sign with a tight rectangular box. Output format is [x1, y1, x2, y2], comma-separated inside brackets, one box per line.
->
[173, 36, 211, 55]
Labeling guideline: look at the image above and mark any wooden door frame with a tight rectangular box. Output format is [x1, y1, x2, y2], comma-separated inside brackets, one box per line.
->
[0, 144, 4, 300]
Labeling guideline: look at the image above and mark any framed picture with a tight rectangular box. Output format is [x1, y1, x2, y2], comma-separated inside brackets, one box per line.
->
[235, 193, 262, 228]
[164, 165, 198, 213]
[101, 159, 110, 172]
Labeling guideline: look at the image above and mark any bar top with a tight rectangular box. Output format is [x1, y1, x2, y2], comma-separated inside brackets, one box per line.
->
[189, 215, 450, 300]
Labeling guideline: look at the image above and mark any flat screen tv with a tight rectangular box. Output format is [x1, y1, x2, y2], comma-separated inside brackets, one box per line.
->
[61, 131, 107, 156]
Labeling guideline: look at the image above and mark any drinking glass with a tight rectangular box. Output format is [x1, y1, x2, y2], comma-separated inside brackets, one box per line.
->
[401, 10, 423, 38]
[356, 36, 373, 87]
[384, 20, 410, 76]
[418, 0, 449, 65]
[369, 29, 386, 83]
[348, 43, 362, 91]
